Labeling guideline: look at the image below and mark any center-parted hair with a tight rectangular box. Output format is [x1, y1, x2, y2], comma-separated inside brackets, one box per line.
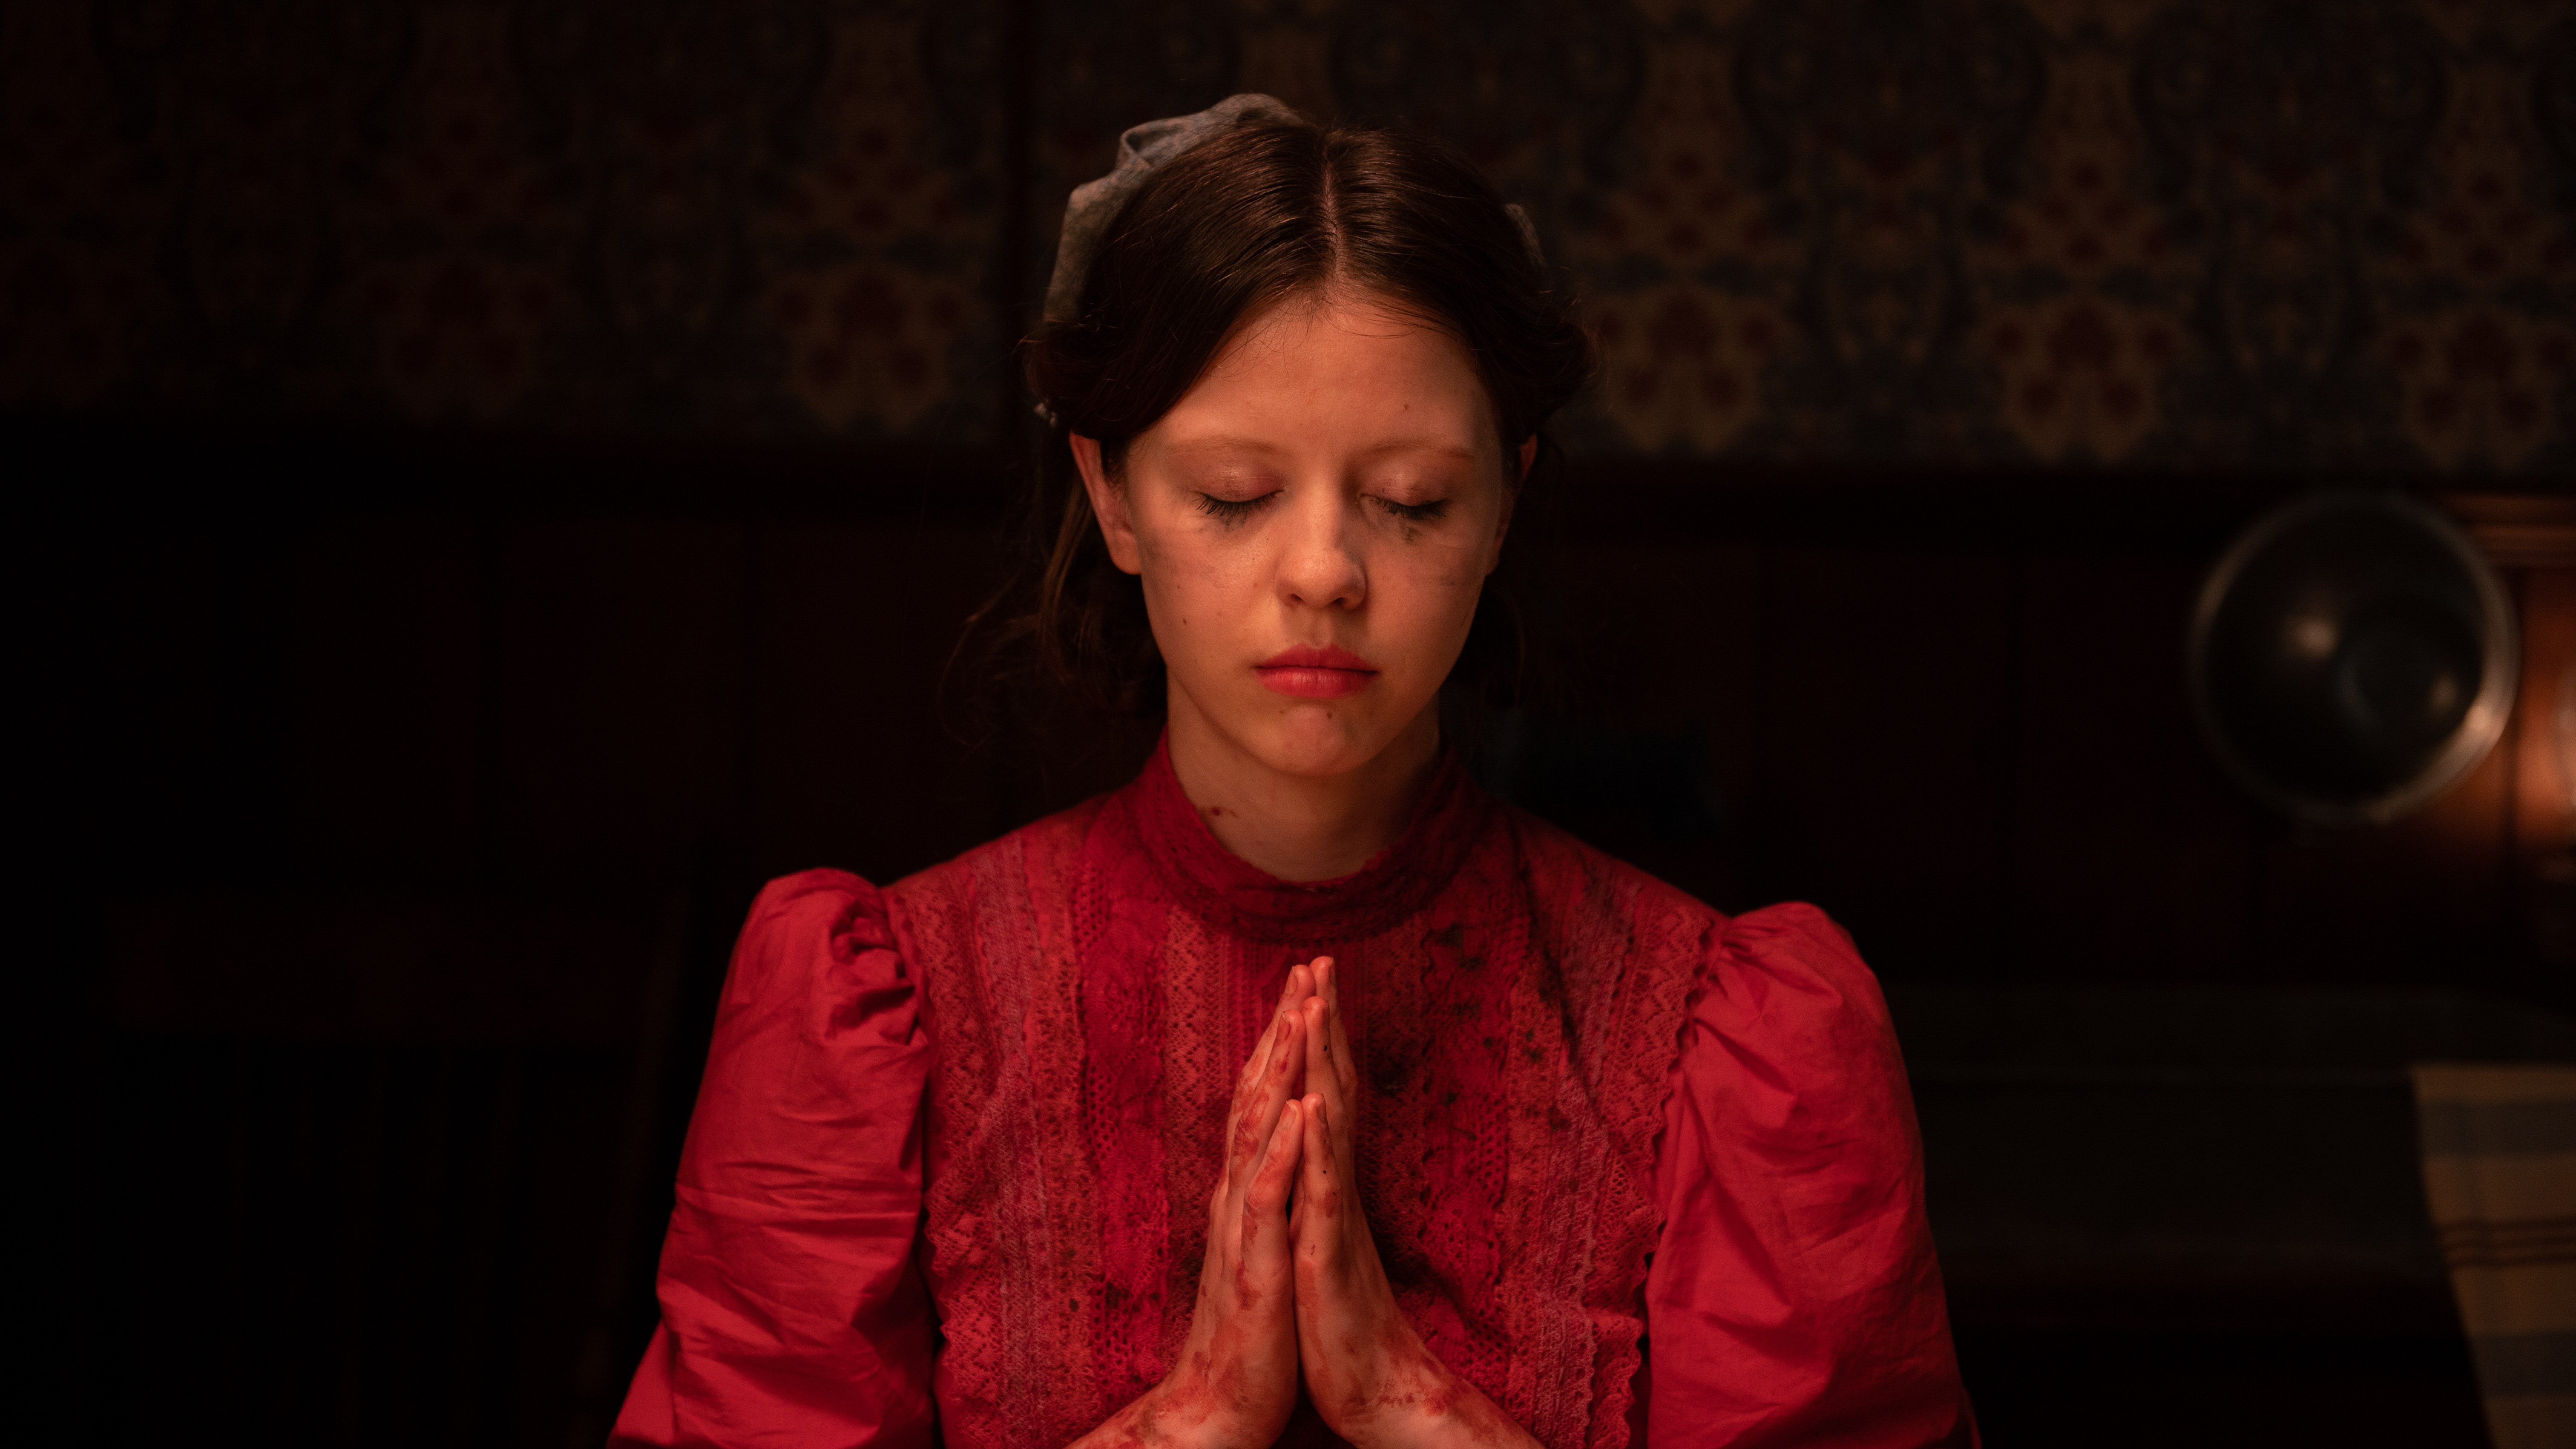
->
[983, 114, 1593, 720]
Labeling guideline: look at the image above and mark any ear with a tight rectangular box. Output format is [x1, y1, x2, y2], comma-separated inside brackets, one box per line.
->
[1071, 434, 1144, 575]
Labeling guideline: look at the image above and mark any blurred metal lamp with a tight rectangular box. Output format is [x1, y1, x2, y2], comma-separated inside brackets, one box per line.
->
[2190, 492, 2519, 826]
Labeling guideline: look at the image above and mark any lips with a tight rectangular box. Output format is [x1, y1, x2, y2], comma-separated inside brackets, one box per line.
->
[1255, 644, 1379, 699]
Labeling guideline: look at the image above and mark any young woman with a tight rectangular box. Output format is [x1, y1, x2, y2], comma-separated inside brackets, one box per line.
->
[612, 98, 1974, 1449]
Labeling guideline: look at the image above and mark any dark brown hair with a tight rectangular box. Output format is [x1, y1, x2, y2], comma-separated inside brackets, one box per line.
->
[979, 113, 1593, 721]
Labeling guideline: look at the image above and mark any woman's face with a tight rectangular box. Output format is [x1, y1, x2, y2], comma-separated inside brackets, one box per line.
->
[1076, 289, 1530, 781]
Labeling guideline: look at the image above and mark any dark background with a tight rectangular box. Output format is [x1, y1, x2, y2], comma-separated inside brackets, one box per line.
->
[10, 2, 2575, 1445]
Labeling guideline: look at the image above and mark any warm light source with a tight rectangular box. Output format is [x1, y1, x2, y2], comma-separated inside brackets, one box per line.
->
[2556, 664, 2576, 831]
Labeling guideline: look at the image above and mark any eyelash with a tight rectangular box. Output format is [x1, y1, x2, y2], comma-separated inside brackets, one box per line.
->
[1196, 492, 1271, 523]
[1191, 493, 1450, 524]
[1377, 497, 1448, 523]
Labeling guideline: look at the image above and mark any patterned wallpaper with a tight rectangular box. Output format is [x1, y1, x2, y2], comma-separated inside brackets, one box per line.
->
[5, 0, 2574, 474]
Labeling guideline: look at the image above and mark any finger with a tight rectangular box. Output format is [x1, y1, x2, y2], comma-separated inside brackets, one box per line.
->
[1241, 1098, 1303, 1285]
[1234, 966, 1305, 1091]
[1295, 1091, 1341, 1251]
[1217, 1024, 1274, 1190]
[1301, 996, 1342, 1125]
[1221, 965, 1314, 1160]
[1247, 1098, 1302, 1216]
[1308, 954, 1370, 1098]
[1222, 1033, 1271, 1153]
[1229, 1009, 1302, 1193]
[1219, 965, 1322, 1210]
[1276, 960, 1318, 1094]
[1315, 956, 1359, 1102]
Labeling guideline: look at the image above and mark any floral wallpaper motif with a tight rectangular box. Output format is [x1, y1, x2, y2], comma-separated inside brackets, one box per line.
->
[0, 0, 1003, 439]
[2, 0, 2570, 473]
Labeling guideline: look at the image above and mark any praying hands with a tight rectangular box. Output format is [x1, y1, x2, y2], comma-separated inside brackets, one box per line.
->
[1074, 960, 1539, 1449]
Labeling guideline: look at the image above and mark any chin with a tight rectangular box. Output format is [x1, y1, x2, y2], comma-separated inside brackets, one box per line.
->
[1247, 707, 1398, 779]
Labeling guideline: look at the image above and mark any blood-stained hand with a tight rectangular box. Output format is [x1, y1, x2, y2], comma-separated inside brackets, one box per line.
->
[1074, 967, 1312, 1449]
[1288, 958, 1539, 1449]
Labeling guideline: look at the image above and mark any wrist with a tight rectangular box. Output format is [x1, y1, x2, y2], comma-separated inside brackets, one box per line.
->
[1334, 1357, 1448, 1449]
[1344, 1357, 1535, 1449]
[1127, 1368, 1257, 1449]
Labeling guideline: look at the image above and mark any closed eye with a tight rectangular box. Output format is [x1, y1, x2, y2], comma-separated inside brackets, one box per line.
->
[1374, 497, 1449, 523]
[1196, 491, 1276, 524]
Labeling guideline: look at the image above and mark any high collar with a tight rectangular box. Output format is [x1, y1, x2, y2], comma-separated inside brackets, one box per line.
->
[1113, 734, 1492, 943]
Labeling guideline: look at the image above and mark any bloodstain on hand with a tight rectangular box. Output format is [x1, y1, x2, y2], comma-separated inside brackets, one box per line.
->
[1069, 966, 1314, 1449]
[1071, 957, 1540, 1449]
[1286, 959, 1544, 1449]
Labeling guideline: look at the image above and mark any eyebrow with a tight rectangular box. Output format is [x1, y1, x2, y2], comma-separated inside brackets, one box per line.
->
[1159, 434, 1482, 465]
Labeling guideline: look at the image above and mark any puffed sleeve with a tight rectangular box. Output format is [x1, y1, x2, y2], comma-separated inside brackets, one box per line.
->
[1640, 903, 1977, 1449]
[611, 869, 937, 1449]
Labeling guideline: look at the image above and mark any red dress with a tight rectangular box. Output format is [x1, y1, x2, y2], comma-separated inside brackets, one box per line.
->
[612, 743, 1975, 1448]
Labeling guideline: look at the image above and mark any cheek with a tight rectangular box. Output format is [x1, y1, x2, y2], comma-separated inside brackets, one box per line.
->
[1133, 523, 1255, 644]
[1376, 540, 1492, 653]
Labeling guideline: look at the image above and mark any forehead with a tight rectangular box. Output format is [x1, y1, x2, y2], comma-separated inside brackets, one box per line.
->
[1149, 290, 1497, 455]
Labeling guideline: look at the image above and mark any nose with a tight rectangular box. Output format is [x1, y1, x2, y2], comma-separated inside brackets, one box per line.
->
[1276, 485, 1366, 612]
